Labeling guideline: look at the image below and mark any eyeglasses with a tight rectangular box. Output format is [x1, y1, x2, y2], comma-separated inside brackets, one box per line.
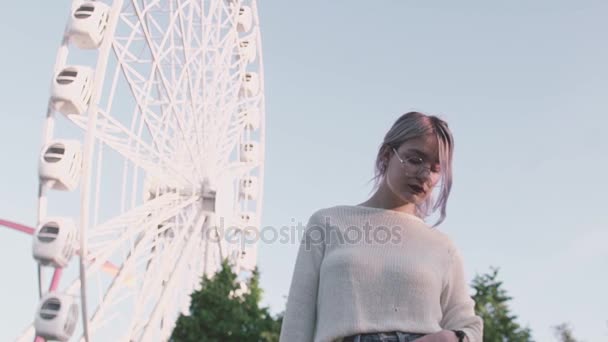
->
[391, 147, 440, 180]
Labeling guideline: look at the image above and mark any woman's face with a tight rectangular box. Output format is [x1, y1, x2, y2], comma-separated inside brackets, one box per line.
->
[385, 135, 442, 204]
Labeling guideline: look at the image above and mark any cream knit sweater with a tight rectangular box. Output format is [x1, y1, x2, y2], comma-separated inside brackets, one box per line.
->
[278, 205, 483, 342]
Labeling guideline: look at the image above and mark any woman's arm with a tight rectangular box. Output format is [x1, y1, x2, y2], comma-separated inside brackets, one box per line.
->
[279, 212, 326, 342]
[439, 245, 483, 342]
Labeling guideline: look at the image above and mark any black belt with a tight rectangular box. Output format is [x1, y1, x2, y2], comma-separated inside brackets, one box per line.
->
[342, 331, 426, 342]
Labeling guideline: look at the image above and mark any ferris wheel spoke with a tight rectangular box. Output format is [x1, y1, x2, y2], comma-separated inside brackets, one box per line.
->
[175, 0, 207, 174]
[197, 5, 239, 150]
[110, 59, 185, 168]
[222, 161, 260, 180]
[219, 70, 244, 125]
[129, 0, 206, 181]
[115, 2, 204, 181]
[207, 92, 243, 172]
[82, 204, 199, 340]
[128, 209, 205, 340]
[113, 35, 200, 171]
[218, 121, 246, 167]
[139, 212, 207, 341]
[86, 194, 196, 268]
[132, 208, 198, 306]
[220, 4, 238, 30]
[68, 113, 192, 185]
[86, 213, 194, 337]
[111, 44, 181, 156]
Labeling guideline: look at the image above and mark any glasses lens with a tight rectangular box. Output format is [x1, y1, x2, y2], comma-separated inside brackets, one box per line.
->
[404, 156, 440, 179]
[405, 156, 424, 165]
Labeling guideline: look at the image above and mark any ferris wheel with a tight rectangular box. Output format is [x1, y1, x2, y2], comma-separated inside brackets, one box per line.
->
[15, 0, 265, 341]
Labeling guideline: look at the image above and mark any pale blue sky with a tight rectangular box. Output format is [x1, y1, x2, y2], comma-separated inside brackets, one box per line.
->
[1, 1, 607, 341]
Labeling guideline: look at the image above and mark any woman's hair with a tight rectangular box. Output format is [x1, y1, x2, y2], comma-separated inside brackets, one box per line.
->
[369, 111, 454, 228]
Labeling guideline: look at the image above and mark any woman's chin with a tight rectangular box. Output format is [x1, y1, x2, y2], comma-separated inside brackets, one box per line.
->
[401, 190, 425, 202]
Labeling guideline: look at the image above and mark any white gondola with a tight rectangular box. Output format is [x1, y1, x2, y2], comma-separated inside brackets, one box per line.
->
[32, 218, 77, 268]
[239, 211, 257, 227]
[50, 66, 94, 116]
[68, 1, 111, 49]
[239, 176, 258, 200]
[237, 6, 253, 32]
[238, 38, 257, 63]
[239, 211, 258, 241]
[240, 141, 259, 163]
[241, 72, 260, 97]
[239, 108, 261, 130]
[38, 140, 82, 191]
[34, 293, 79, 342]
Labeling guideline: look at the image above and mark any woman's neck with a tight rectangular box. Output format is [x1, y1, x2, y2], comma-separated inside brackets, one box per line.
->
[358, 180, 417, 215]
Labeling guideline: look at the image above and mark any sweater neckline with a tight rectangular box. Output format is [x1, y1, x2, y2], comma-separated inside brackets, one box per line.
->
[339, 204, 425, 223]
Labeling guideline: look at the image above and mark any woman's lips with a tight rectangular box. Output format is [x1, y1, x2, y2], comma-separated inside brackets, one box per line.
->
[408, 184, 424, 194]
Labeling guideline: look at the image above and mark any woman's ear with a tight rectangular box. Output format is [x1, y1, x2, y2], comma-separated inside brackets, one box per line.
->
[379, 144, 392, 173]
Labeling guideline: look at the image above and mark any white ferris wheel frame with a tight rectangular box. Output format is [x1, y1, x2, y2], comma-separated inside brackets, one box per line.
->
[16, 0, 266, 341]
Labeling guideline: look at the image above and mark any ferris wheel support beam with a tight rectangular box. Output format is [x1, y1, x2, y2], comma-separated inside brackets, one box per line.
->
[0, 219, 35, 235]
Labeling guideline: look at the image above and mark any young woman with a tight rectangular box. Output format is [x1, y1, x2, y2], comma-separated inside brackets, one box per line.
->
[279, 112, 483, 342]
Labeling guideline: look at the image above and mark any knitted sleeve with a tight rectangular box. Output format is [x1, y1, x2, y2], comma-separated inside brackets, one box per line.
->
[279, 212, 326, 342]
[439, 245, 484, 342]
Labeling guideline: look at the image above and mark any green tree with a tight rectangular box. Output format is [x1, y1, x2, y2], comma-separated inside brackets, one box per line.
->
[171, 259, 281, 342]
[552, 322, 580, 342]
[472, 267, 534, 342]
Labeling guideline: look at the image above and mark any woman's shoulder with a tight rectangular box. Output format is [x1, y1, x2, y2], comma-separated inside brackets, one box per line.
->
[303, 206, 342, 227]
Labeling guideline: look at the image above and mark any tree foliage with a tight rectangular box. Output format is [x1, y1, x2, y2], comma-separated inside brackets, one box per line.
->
[171, 259, 281, 342]
[552, 322, 580, 342]
[471, 267, 534, 342]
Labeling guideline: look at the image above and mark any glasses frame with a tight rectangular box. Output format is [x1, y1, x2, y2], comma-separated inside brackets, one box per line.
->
[391, 147, 439, 179]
